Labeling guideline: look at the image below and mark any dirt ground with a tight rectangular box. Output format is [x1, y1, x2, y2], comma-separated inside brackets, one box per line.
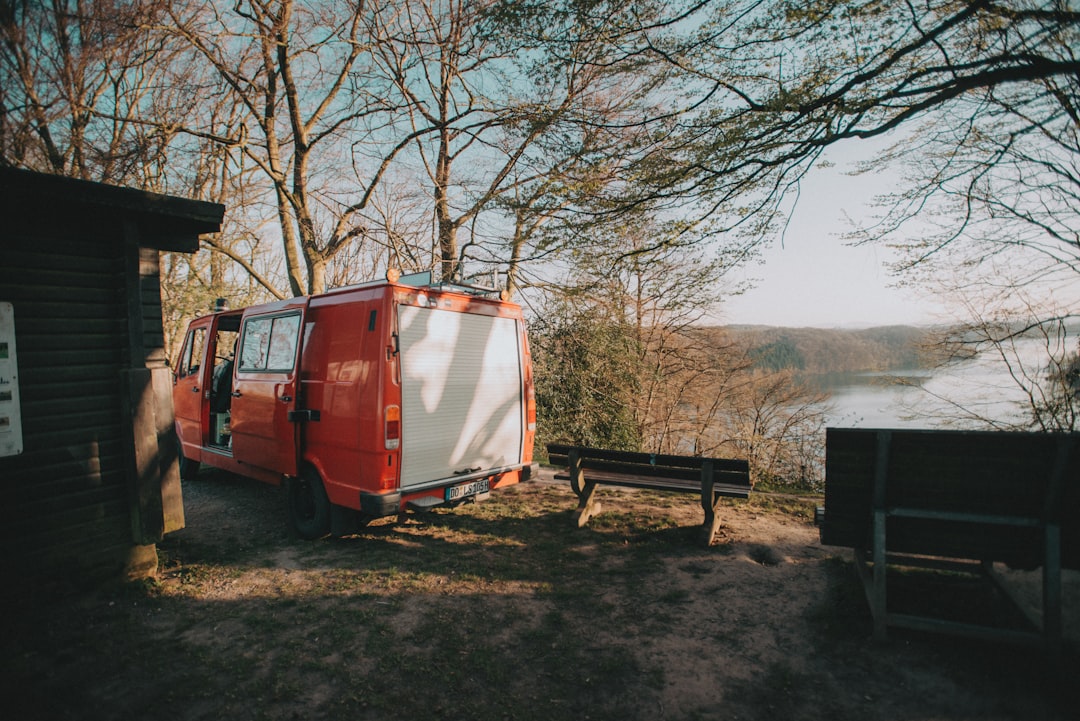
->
[4, 469, 1080, 721]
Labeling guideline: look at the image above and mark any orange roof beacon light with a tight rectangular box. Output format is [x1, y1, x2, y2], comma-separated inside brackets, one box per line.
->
[386, 267, 401, 283]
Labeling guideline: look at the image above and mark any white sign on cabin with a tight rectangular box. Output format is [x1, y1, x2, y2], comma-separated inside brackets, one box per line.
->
[0, 302, 23, 457]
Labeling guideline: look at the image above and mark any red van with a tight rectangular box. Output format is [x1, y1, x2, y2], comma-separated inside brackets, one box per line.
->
[172, 271, 537, 538]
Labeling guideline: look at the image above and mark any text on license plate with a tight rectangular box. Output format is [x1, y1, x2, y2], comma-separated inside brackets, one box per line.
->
[446, 478, 489, 502]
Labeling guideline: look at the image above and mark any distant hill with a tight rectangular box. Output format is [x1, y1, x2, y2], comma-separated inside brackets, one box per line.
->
[720, 325, 936, 373]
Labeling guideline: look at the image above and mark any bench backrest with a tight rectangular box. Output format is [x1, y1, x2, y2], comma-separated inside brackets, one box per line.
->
[822, 428, 1080, 568]
[546, 443, 750, 484]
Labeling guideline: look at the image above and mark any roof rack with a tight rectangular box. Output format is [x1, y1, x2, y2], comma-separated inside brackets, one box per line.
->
[332, 269, 504, 298]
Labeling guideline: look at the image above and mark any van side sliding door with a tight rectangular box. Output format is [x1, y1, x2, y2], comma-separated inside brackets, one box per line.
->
[230, 299, 308, 478]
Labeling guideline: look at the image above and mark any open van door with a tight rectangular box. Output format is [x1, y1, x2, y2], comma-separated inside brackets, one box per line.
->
[230, 298, 308, 478]
[173, 318, 213, 457]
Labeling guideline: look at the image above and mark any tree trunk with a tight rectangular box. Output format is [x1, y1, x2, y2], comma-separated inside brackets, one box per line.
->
[434, 124, 456, 282]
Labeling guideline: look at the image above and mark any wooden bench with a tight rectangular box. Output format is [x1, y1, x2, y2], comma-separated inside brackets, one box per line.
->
[820, 428, 1080, 653]
[546, 444, 751, 547]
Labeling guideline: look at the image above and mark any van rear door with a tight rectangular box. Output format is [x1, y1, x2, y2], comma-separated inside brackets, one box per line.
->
[231, 299, 309, 477]
[397, 304, 525, 488]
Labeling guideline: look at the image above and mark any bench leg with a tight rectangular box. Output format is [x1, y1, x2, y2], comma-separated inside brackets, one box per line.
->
[699, 460, 721, 547]
[572, 480, 601, 527]
[700, 493, 724, 547]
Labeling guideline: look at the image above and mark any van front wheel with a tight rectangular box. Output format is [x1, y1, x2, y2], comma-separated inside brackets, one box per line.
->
[287, 468, 331, 540]
[177, 437, 200, 482]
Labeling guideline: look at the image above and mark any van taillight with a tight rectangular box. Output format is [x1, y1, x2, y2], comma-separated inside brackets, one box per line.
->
[385, 405, 401, 450]
[526, 385, 536, 431]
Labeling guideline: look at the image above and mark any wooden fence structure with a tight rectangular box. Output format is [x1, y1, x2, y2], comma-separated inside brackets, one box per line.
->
[821, 428, 1080, 652]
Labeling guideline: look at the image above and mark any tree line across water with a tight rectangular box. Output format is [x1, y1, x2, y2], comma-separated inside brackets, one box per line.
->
[532, 309, 939, 492]
[533, 314, 1078, 492]
[730, 325, 933, 374]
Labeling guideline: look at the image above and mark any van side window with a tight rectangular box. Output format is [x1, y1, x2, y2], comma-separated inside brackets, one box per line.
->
[239, 313, 301, 372]
[179, 327, 206, 378]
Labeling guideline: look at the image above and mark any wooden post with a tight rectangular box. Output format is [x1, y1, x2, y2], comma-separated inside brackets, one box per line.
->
[1042, 436, 1071, 655]
[121, 227, 186, 552]
[870, 430, 892, 641]
[121, 367, 164, 544]
[1043, 522, 1062, 655]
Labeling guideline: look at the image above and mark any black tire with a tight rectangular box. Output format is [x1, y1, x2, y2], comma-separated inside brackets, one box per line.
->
[177, 437, 200, 481]
[287, 467, 331, 540]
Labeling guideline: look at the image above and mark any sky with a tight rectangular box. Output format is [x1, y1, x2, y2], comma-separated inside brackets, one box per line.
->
[718, 138, 945, 329]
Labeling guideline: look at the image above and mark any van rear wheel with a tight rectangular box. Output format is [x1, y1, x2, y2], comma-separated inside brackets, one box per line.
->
[287, 467, 331, 540]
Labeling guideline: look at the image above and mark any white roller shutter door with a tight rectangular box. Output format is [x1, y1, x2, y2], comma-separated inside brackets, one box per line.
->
[397, 305, 525, 488]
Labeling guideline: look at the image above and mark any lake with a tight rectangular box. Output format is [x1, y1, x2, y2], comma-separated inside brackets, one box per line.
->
[817, 339, 1057, 429]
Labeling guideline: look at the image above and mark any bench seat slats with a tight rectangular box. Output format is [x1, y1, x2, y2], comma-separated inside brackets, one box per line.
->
[553, 470, 750, 498]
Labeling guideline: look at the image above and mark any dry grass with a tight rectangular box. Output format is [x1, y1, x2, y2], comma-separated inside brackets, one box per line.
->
[2, 472, 1079, 721]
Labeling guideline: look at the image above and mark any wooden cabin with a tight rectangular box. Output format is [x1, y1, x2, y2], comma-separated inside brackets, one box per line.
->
[0, 167, 223, 599]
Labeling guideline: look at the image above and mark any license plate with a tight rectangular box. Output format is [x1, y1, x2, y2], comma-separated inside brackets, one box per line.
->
[446, 478, 489, 502]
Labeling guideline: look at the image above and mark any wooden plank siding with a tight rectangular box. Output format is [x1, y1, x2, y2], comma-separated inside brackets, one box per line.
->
[0, 167, 223, 600]
[0, 233, 135, 591]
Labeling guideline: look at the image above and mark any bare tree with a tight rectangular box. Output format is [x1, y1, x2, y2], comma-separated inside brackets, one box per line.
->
[158, 0, 394, 297]
[142, 0, 675, 298]
[572, 218, 739, 449]
[351, 0, 673, 285]
[515, 1, 1076, 267]
[159, 127, 281, 359]
[716, 366, 828, 488]
[834, 4, 1079, 321]
[532, 209, 827, 485]
[657, 1, 1078, 194]
[807, 4, 1080, 429]
[616, 0, 1078, 432]
[0, 0, 179, 183]
[0, 1, 293, 353]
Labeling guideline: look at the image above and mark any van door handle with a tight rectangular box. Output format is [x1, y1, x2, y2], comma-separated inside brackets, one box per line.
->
[192, 386, 200, 393]
[231, 390, 242, 398]
[280, 395, 292, 403]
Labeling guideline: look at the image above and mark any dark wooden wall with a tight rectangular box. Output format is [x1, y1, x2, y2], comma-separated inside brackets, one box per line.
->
[139, 246, 169, 367]
[0, 168, 222, 600]
[0, 232, 138, 592]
